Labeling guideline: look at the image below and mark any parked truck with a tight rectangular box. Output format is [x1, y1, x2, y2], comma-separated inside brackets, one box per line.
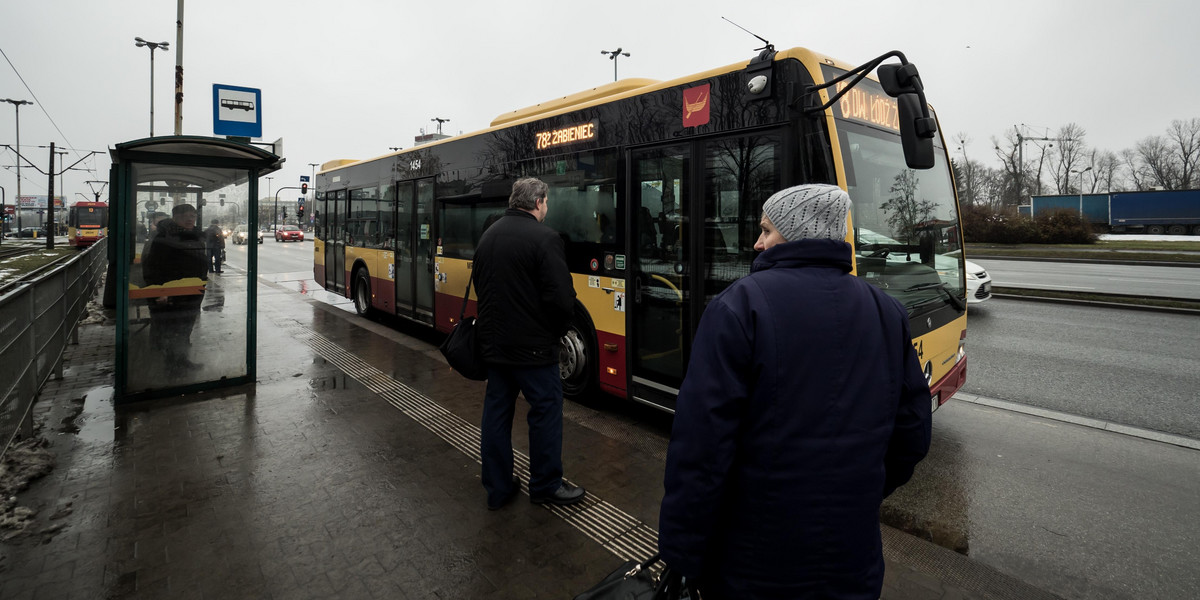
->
[1023, 189, 1200, 235]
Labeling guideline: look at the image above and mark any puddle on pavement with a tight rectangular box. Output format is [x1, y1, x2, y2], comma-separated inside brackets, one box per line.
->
[74, 386, 116, 443]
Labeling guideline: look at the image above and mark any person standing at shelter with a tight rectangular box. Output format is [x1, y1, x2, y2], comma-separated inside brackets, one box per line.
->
[658, 184, 932, 599]
[142, 204, 209, 377]
[473, 177, 584, 510]
[204, 219, 225, 274]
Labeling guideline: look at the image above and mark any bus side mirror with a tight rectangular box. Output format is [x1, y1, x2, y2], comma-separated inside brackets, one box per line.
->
[897, 94, 936, 169]
[879, 63, 937, 169]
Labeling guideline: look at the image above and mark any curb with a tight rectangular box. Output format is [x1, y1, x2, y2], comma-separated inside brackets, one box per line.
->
[966, 254, 1200, 268]
[953, 393, 1200, 451]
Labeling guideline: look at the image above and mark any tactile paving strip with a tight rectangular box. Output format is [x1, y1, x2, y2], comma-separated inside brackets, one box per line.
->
[301, 328, 660, 564]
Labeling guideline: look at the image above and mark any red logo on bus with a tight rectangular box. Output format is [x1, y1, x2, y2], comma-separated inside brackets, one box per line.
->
[682, 84, 710, 127]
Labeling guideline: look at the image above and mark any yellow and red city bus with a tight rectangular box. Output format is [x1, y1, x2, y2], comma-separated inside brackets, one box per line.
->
[68, 201, 108, 247]
[313, 46, 968, 413]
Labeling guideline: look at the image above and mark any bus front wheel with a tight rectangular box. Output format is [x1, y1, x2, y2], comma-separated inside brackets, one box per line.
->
[353, 269, 372, 316]
[560, 313, 597, 400]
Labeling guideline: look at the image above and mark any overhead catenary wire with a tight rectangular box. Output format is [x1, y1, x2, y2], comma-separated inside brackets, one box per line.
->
[0, 46, 91, 167]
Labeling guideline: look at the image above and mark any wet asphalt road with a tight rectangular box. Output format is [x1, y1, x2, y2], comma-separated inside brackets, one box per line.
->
[974, 259, 1200, 299]
[961, 298, 1200, 439]
[883, 399, 1200, 600]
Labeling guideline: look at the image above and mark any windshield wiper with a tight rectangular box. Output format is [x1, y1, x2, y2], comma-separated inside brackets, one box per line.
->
[904, 282, 966, 312]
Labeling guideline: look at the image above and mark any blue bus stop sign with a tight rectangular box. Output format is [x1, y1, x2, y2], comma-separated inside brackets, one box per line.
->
[213, 84, 263, 138]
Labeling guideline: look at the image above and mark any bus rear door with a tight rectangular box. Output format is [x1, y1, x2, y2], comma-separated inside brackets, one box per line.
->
[394, 179, 436, 324]
[325, 189, 346, 292]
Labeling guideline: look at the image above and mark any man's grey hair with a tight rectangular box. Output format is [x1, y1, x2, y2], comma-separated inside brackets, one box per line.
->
[509, 177, 548, 211]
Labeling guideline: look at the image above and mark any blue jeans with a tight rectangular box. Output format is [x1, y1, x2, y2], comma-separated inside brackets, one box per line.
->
[481, 363, 564, 505]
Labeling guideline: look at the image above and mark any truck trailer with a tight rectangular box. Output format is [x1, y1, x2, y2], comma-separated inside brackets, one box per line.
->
[1025, 189, 1200, 234]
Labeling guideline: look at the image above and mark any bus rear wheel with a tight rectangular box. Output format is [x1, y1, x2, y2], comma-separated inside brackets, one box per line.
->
[353, 269, 372, 316]
[560, 314, 597, 400]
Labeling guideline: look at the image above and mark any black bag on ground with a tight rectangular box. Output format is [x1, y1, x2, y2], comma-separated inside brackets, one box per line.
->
[573, 554, 694, 600]
[439, 274, 487, 381]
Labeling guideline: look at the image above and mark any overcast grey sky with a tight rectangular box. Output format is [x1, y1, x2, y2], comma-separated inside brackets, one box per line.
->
[2, 0, 1198, 206]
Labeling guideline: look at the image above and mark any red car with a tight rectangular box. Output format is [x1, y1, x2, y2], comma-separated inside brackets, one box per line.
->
[275, 225, 304, 242]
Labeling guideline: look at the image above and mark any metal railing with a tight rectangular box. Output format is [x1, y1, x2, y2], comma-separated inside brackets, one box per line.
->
[0, 238, 108, 459]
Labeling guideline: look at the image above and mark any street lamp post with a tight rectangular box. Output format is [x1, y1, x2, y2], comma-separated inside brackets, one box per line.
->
[134, 37, 170, 137]
[2, 98, 33, 234]
[265, 176, 274, 230]
[1072, 166, 1093, 218]
[600, 47, 630, 82]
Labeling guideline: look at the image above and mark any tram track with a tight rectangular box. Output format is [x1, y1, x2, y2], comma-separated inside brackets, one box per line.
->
[0, 250, 78, 296]
[0, 245, 39, 262]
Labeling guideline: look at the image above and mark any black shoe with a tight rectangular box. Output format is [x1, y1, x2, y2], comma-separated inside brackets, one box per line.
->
[488, 477, 520, 511]
[530, 482, 585, 506]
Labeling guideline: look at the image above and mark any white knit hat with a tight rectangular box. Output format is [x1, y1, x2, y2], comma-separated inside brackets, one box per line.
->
[762, 184, 851, 242]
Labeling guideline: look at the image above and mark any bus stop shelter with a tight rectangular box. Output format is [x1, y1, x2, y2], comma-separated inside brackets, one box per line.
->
[109, 136, 281, 402]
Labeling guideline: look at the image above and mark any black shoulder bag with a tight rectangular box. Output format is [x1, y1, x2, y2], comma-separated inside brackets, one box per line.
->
[573, 554, 696, 600]
[438, 271, 488, 381]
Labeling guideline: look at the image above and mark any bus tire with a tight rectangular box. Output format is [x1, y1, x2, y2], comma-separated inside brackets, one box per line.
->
[353, 268, 372, 316]
[560, 307, 597, 400]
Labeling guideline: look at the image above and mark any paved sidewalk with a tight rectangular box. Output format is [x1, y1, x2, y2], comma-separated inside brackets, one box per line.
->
[0, 282, 1061, 599]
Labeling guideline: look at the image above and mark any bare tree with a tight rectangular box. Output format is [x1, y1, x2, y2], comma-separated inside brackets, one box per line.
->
[1049, 123, 1087, 193]
[953, 132, 987, 207]
[1119, 148, 1150, 191]
[1029, 140, 1054, 196]
[990, 131, 1020, 205]
[1134, 135, 1179, 189]
[1165, 118, 1200, 188]
[1092, 150, 1122, 192]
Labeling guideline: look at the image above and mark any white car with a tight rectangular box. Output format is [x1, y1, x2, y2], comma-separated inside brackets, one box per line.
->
[963, 259, 992, 304]
[856, 228, 991, 305]
[233, 225, 263, 244]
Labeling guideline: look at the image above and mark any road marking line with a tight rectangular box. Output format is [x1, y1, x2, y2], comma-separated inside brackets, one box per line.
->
[953, 393, 1200, 451]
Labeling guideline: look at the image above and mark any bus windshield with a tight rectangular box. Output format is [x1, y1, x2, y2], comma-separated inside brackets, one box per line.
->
[838, 121, 963, 315]
[819, 64, 964, 315]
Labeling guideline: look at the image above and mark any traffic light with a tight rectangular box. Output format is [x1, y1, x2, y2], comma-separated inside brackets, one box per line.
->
[297, 206, 304, 220]
[301, 183, 308, 195]
[282, 210, 288, 220]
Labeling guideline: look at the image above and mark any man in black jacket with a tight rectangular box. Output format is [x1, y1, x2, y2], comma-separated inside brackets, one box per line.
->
[142, 203, 209, 377]
[473, 177, 583, 510]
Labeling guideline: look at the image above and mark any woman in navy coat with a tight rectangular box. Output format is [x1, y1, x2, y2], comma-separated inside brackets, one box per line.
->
[658, 184, 932, 599]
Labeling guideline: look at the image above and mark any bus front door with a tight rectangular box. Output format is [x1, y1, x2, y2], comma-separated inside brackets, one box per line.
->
[629, 145, 693, 411]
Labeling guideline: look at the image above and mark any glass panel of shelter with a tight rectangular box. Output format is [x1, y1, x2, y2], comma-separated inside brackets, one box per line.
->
[125, 165, 249, 395]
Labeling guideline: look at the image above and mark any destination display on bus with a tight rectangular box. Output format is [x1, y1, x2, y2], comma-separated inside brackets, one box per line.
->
[535, 120, 598, 150]
[823, 66, 900, 133]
